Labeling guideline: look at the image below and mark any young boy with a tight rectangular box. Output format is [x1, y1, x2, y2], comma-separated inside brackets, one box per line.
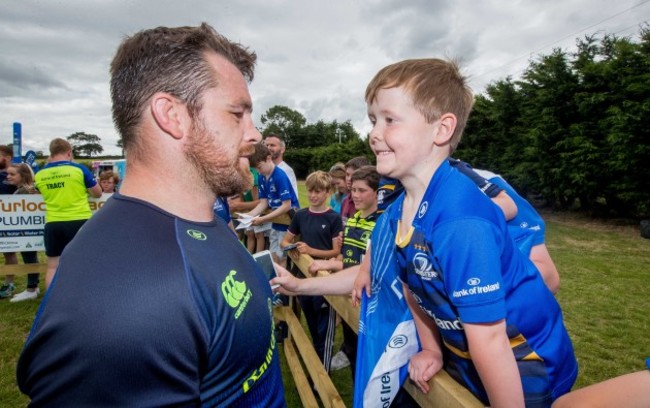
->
[364, 59, 578, 407]
[282, 170, 343, 371]
[311, 166, 381, 377]
[340, 156, 371, 223]
[245, 143, 300, 266]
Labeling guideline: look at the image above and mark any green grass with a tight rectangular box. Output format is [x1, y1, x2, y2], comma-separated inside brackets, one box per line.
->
[2, 206, 648, 406]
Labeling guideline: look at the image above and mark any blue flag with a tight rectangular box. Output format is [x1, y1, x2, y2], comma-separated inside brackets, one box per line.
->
[353, 213, 419, 408]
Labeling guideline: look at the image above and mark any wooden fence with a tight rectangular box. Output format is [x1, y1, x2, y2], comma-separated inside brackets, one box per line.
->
[278, 251, 484, 408]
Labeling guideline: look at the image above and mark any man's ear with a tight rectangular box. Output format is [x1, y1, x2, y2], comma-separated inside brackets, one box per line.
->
[433, 113, 457, 147]
[150, 92, 188, 140]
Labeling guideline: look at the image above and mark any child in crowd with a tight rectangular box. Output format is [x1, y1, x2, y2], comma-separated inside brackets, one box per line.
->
[244, 143, 299, 267]
[99, 170, 120, 193]
[328, 163, 347, 214]
[2, 163, 41, 302]
[362, 58, 577, 407]
[310, 165, 381, 378]
[228, 165, 265, 253]
[281, 170, 343, 371]
[340, 156, 371, 223]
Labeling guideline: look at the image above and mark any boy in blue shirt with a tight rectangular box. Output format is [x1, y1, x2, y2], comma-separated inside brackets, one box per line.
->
[245, 143, 299, 267]
[364, 59, 577, 407]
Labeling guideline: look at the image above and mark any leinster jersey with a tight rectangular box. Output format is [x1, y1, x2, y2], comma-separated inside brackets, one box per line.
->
[17, 194, 285, 407]
[386, 160, 577, 406]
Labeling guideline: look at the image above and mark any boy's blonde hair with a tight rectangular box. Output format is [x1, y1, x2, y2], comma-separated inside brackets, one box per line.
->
[365, 58, 473, 152]
[305, 170, 332, 192]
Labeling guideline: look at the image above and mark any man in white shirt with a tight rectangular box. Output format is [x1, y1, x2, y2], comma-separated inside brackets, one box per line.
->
[264, 134, 298, 200]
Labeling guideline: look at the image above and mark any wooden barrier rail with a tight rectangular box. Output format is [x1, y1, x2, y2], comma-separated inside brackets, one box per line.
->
[0, 262, 47, 276]
[288, 252, 484, 408]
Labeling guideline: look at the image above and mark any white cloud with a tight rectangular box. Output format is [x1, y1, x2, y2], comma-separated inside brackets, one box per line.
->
[0, 0, 646, 155]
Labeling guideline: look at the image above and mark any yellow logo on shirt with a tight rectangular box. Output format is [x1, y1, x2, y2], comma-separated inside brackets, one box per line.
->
[221, 270, 251, 319]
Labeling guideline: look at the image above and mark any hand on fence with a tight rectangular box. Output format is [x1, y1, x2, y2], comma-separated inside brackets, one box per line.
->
[408, 349, 443, 394]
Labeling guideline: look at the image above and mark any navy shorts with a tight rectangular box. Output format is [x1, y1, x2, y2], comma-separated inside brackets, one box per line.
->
[44, 220, 88, 257]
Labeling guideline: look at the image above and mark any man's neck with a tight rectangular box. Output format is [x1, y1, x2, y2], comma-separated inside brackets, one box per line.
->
[272, 157, 282, 165]
[50, 154, 70, 162]
[119, 162, 216, 222]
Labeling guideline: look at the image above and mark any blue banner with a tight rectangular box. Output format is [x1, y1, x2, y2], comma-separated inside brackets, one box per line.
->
[24, 150, 37, 166]
[12, 122, 22, 164]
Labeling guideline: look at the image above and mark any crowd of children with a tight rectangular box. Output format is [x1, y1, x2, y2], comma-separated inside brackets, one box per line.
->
[6, 54, 647, 408]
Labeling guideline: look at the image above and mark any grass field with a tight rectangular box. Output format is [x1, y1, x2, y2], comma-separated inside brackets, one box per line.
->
[1, 196, 648, 405]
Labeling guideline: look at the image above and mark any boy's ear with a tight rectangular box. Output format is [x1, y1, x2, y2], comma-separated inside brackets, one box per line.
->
[433, 113, 457, 147]
[150, 92, 188, 140]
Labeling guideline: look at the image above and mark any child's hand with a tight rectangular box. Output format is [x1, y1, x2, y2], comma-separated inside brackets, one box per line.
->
[351, 264, 371, 307]
[334, 232, 343, 249]
[295, 242, 312, 255]
[250, 216, 264, 226]
[309, 260, 329, 276]
[408, 349, 443, 394]
[270, 264, 301, 296]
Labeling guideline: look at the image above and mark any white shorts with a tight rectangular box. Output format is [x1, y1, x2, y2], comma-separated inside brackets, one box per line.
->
[270, 229, 288, 260]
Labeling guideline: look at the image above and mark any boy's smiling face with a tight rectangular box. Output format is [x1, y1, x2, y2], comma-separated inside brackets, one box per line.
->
[351, 179, 376, 213]
[307, 188, 329, 208]
[367, 86, 441, 181]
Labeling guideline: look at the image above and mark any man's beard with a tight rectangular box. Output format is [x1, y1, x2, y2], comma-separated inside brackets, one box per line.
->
[184, 121, 252, 197]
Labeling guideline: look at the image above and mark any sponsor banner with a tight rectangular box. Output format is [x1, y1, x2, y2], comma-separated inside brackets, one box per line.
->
[0, 194, 111, 252]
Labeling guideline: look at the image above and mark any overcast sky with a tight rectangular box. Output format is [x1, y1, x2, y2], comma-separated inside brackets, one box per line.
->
[1, 0, 647, 156]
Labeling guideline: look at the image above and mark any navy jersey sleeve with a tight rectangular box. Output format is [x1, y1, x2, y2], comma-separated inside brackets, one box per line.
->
[449, 158, 503, 198]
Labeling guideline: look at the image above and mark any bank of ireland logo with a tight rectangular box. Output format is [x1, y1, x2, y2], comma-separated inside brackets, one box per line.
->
[467, 277, 481, 286]
[187, 229, 207, 241]
[346, 249, 354, 257]
[222, 270, 248, 308]
[417, 201, 429, 218]
[388, 334, 408, 349]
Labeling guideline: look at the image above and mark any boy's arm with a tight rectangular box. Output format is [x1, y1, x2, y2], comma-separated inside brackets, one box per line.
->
[281, 231, 296, 249]
[252, 199, 291, 225]
[404, 284, 444, 394]
[245, 199, 269, 217]
[308, 258, 344, 274]
[228, 195, 260, 212]
[464, 320, 525, 408]
[491, 191, 518, 221]
[529, 243, 560, 294]
[272, 263, 359, 296]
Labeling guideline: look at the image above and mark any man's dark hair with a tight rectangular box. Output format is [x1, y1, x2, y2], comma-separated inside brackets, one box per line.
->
[110, 23, 257, 159]
[345, 156, 371, 171]
[248, 142, 271, 168]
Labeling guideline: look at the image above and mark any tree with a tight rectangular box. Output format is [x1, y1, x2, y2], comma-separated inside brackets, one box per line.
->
[67, 132, 104, 158]
[259, 105, 306, 148]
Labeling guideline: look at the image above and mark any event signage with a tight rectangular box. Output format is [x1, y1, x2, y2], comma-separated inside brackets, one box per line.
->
[0, 194, 111, 253]
[12, 122, 22, 164]
[24, 150, 37, 166]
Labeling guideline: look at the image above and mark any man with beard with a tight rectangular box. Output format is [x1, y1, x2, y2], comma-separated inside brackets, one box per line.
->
[17, 23, 286, 407]
[264, 134, 299, 200]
